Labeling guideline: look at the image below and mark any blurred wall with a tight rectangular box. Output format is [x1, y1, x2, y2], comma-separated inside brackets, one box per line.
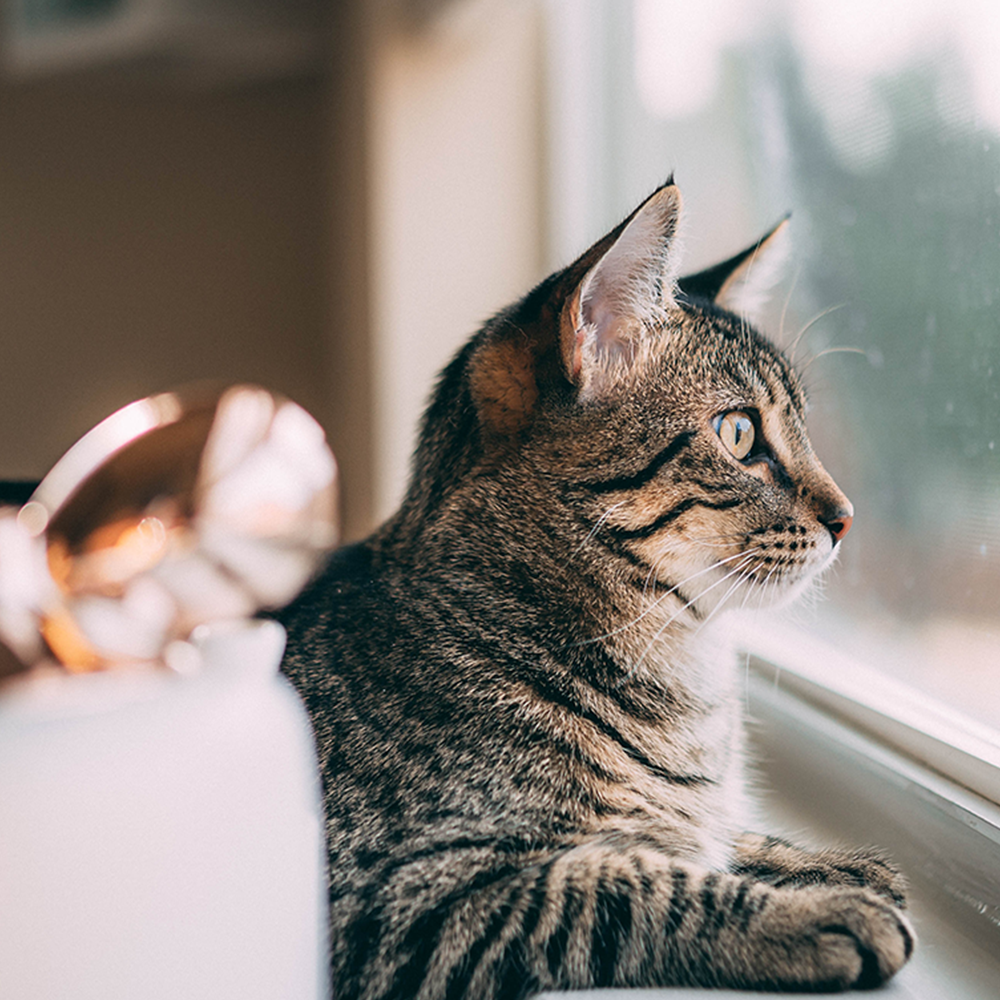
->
[369, 0, 545, 521]
[0, 78, 328, 482]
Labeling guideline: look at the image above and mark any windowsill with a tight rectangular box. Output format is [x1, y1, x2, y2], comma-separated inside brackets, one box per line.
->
[540, 626, 1000, 999]
[738, 618, 1000, 805]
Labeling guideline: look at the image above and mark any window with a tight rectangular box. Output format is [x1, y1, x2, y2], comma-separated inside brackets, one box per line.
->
[545, 0, 1000, 734]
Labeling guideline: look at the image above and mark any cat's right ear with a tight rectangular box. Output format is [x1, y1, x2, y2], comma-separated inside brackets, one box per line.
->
[560, 184, 683, 402]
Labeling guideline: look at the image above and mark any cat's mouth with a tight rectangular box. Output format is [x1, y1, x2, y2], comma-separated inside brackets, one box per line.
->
[620, 516, 839, 622]
[744, 523, 822, 578]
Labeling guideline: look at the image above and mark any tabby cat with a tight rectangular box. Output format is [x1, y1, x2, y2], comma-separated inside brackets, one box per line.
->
[278, 183, 914, 998]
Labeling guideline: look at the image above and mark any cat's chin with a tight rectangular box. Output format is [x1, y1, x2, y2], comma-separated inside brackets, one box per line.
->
[685, 542, 838, 620]
[750, 576, 815, 611]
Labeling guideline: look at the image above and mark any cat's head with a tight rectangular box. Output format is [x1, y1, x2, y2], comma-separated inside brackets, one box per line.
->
[410, 183, 852, 621]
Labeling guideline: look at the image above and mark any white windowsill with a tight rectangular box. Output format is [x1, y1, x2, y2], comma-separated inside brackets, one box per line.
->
[744, 673, 1000, 999]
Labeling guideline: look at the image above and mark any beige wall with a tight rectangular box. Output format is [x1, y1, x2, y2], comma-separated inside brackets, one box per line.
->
[368, 0, 545, 521]
[0, 0, 547, 540]
[0, 77, 329, 481]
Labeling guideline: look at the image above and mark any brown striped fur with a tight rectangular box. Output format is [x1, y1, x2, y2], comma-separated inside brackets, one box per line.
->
[278, 184, 913, 998]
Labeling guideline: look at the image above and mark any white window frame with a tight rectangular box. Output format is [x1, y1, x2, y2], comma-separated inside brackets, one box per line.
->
[739, 620, 1000, 808]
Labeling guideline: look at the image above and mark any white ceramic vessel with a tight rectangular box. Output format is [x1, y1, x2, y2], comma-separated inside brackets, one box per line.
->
[0, 619, 328, 1000]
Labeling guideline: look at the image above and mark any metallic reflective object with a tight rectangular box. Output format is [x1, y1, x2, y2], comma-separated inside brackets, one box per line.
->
[0, 385, 338, 676]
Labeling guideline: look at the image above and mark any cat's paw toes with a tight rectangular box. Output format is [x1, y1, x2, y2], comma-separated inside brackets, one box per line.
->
[839, 848, 909, 909]
[815, 908, 915, 989]
[766, 889, 915, 990]
[794, 847, 910, 909]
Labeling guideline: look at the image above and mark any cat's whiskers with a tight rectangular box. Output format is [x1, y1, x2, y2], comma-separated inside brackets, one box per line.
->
[689, 536, 750, 550]
[689, 527, 759, 546]
[574, 546, 763, 647]
[794, 561, 832, 614]
[787, 302, 847, 366]
[749, 561, 787, 611]
[633, 556, 757, 671]
[637, 546, 763, 624]
[634, 544, 757, 608]
[692, 563, 757, 637]
[642, 545, 671, 598]
[641, 551, 754, 633]
[736, 566, 762, 615]
[800, 345, 868, 376]
[756, 575, 780, 612]
[573, 500, 628, 557]
[778, 264, 802, 346]
[743, 551, 785, 607]
[641, 541, 707, 598]
[632, 554, 757, 670]
[761, 560, 782, 586]
[731, 236, 771, 342]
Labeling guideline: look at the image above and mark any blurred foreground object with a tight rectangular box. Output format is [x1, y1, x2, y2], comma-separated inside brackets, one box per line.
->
[0, 618, 330, 1000]
[0, 383, 338, 676]
[0, 383, 336, 998]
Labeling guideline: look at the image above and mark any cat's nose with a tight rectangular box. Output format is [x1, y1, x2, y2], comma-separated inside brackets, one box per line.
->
[820, 508, 853, 544]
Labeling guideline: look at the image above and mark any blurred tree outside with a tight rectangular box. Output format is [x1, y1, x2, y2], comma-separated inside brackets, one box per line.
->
[735, 34, 1000, 720]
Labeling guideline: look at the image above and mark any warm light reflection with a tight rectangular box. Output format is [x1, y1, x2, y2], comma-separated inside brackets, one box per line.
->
[0, 509, 55, 666]
[16, 501, 48, 538]
[0, 384, 338, 677]
[31, 394, 182, 520]
[40, 607, 100, 673]
[73, 514, 174, 589]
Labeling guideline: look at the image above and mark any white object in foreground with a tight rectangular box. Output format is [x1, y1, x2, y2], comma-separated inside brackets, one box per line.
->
[0, 619, 328, 1000]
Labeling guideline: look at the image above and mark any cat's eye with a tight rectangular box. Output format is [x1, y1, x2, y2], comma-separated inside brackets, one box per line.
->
[716, 411, 756, 461]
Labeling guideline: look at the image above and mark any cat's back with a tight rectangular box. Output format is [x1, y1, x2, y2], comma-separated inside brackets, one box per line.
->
[278, 539, 572, 832]
[278, 539, 491, 788]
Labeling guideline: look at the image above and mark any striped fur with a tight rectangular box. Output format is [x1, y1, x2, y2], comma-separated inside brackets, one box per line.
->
[278, 184, 913, 997]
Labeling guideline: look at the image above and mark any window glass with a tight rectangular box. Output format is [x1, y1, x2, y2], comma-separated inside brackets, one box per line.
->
[545, 0, 1000, 728]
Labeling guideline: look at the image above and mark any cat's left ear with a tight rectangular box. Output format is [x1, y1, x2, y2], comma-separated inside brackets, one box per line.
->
[677, 217, 790, 322]
[560, 183, 683, 401]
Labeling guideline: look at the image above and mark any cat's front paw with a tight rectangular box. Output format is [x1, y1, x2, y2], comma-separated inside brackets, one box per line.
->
[733, 834, 909, 908]
[753, 886, 915, 990]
